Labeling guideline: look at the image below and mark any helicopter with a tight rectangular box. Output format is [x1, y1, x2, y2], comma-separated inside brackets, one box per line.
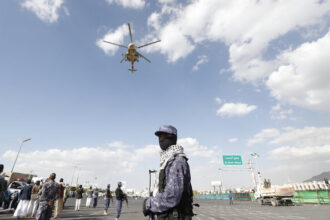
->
[103, 23, 161, 72]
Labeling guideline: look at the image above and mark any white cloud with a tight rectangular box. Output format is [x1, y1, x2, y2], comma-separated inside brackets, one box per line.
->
[108, 141, 129, 149]
[144, 0, 330, 83]
[269, 145, 330, 160]
[248, 126, 330, 147]
[192, 55, 208, 71]
[228, 138, 238, 143]
[247, 128, 280, 146]
[106, 0, 145, 9]
[215, 97, 222, 104]
[178, 138, 216, 158]
[249, 126, 330, 183]
[96, 24, 129, 56]
[21, 0, 67, 23]
[143, 24, 195, 62]
[267, 31, 330, 112]
[270, 104, 294, 120]
[216, 103, 257, 117]
[158, 0, 176, 4]
[3, 144, 160, 188]
[2, 138, 218, 189]
[269, 127, 330, 147]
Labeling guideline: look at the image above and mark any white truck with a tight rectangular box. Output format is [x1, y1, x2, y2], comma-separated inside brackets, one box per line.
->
[254, 180, 295, 206]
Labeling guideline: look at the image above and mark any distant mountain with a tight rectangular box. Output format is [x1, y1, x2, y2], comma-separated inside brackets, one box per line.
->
[304, 171, 330, 182]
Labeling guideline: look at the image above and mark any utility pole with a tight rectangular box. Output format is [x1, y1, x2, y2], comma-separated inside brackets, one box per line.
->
[248, 159, 258, 187]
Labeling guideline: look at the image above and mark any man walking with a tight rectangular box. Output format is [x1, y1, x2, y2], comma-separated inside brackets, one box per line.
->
[228, 191, 234, 205]
[104, 184, 113, 215]
[115, 182, 126, 220]
[143, 125, 194, 220]
[54, 178, 65, 218]
[13, 179, 32, 218]
[75, 185, 83, 211]
[36, 173, 60, 220]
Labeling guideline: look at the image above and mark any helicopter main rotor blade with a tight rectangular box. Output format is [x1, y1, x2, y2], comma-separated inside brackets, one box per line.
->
[128, 23, 133, 43]
[103, 40, 128, 48]
[137, 52, 151, 63]
[120, 55, 126, 63]
[138, 40, 161, 49]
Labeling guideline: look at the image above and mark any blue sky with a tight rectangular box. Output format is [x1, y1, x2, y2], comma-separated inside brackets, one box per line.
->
[1, 0, 330, 191]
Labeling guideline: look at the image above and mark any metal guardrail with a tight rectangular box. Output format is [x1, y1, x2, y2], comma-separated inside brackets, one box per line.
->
[196, 190, 330, 204]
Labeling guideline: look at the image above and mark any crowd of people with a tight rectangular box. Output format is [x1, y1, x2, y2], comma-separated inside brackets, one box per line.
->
[0, 164, 128, 220]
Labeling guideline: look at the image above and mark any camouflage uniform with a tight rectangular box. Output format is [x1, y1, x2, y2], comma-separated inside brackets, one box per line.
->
[36, 179, 59, 220]
[146, 155, 193, 219]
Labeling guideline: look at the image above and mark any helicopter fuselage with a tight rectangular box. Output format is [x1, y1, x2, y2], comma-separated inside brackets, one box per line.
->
[126, 43, 139, 62]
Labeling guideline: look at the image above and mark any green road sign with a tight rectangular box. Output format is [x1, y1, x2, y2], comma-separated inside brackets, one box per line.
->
[223, 155, 242, 165]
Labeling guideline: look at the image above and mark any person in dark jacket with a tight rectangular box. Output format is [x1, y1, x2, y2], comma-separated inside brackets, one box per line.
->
[104, 184, 114, 215]
[13, 179, 33, 218]
[228, 191, 234, 205]
[143, 125, 194, 220]
[75, 185, 83, 211]
[0, 164, 7, 208]
[115, 182, 127, 220]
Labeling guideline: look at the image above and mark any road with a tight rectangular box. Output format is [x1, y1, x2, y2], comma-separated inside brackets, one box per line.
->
[0, 198, 329, 219]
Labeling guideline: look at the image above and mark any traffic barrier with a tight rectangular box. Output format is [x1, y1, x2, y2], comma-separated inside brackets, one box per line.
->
[196, 190, 330, 204]
[292, 190, 329, 204]
[196, 193, 251, 201]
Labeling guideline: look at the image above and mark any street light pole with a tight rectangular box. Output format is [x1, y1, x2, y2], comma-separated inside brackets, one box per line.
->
[11, 138, 31, 173]
[218, 168, 224, 193]
[70, 166, 77, 186]
[76, 168, 81, 185]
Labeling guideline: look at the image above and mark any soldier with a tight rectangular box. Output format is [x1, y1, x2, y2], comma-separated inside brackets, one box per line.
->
[143, 125, 194, 220]
[36, 173, 60, 220]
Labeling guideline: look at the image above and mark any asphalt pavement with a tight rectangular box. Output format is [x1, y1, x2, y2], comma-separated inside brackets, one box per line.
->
[0, 198, 329, 220]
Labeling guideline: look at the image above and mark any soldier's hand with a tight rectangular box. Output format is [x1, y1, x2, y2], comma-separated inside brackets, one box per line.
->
[48, 200, 54, 206]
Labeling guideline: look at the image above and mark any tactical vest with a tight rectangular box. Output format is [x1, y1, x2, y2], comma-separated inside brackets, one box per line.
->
[158, 156, 194, 220]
